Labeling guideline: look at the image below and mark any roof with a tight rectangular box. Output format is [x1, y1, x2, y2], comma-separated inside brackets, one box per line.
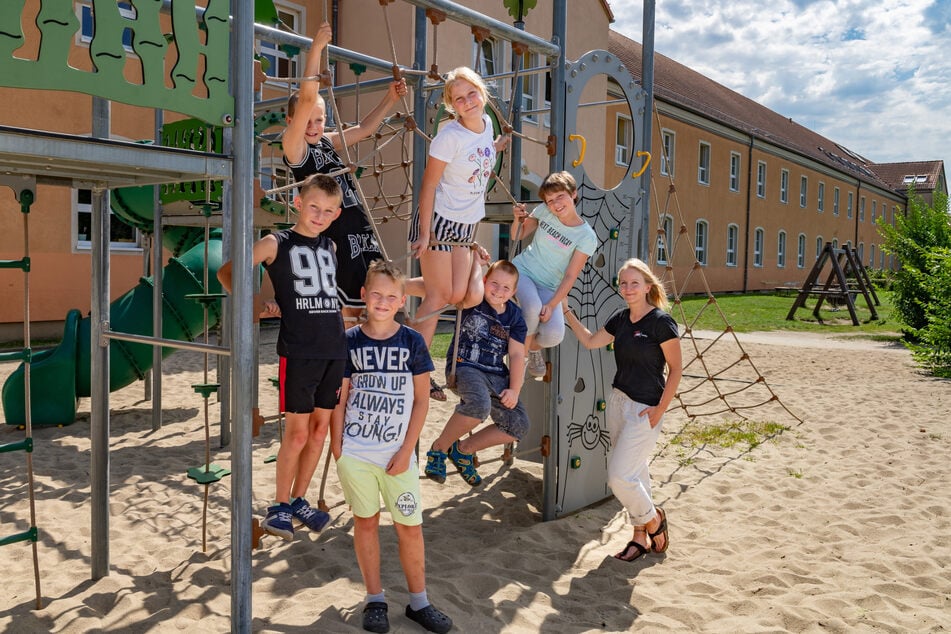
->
[866, 160, 945, 195]
[607, 30, 900, 194]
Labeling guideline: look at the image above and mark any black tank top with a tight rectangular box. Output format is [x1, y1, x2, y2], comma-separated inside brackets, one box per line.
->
[265, 229, 346, 359]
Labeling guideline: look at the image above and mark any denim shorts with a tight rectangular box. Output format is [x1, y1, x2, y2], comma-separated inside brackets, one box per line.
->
[449, 365, 530, 440]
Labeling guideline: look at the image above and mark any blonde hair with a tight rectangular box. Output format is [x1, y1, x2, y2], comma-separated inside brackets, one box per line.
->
[442, 66, 489, 115]
[287, 90, 325, 118]
[364, 259, 406, 293]
[618, 258, 669, 310]
[485, 259, 519, 283]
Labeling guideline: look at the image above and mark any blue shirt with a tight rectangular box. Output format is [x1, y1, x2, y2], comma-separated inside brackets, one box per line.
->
[448, 299, 527, 376]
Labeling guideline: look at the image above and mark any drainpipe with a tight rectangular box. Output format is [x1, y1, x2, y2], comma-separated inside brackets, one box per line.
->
[742, 134, 754, 292]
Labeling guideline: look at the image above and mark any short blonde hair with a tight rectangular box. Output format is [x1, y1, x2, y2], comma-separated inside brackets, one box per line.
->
[538, 171, 578, 200]
[618, 258, 669, 310]
[443, 66, 490, 115]
[287, 91, 326, 118]
[364, 259, 406, 293]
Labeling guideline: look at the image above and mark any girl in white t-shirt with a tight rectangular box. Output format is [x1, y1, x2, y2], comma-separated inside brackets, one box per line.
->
[409, 67, 509, 399]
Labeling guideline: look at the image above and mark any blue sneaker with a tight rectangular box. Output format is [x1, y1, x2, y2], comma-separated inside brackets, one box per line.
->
[290, 497, 330, 532]
[262, 503, 294, 540]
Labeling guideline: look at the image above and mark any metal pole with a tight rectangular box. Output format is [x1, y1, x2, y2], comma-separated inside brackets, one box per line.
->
[638, 0, 656, 260]
[90, 96, 111, 578]
[411, 6, 427, 286]
[230, 0, 255, 629]
[152, 109, 164, 432]
[219, 129, 233, 448]
[510, 18, 525, 242]
[543, 0, 567, 522]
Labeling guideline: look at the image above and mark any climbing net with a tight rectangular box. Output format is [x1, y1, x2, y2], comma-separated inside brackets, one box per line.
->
[645, 102, 805, 454]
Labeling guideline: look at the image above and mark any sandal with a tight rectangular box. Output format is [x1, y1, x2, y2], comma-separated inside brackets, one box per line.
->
[447, 441, 482, 486]
[405, 603, 453, 634]
[363, 601, 389, 633]
[648, 507, 669, 553]
[429, 377, 447, 402]
[613, 540, 649, 562]
[424, 448, 448, 484]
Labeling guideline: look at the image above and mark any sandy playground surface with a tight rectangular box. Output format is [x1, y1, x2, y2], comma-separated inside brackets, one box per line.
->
[0, 325, 949, 632]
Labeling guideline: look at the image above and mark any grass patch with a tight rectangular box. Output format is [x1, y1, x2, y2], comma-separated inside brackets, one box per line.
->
[431, 332, 451, 359]
[670, 419, 788, 451]
[675, 290, 899, 335]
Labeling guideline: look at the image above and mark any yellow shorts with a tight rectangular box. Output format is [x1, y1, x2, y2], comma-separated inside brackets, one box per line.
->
[336, 454, 423, 526]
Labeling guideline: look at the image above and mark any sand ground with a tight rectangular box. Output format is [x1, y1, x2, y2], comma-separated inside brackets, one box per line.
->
[0, 326, 948, 632]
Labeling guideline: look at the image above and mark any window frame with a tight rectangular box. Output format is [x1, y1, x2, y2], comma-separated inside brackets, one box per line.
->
[726, 223, 738, 267]
[817, 181, 825, 213]
[797, 233, 806, 268]
[777, 230, 787, 268]
[752, 227, 764, 267]
[614, 113, 633, 166]
[756, 160, 766, 198]
[780, 168, 789, 204]
[800, 175, 808, 208]
[847, 191, 854, 219]
[258, 3, 305, 87]
[697, 142, 711, 185]
[74, 188, 142, 251]
[660, 130, 675, 177]
[729, 152, 741, 192]
[656, 214, 673, 265]
[695, 219, 709, 265]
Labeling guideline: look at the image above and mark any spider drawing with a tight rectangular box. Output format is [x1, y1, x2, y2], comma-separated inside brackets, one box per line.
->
[566, 413, 611, 455]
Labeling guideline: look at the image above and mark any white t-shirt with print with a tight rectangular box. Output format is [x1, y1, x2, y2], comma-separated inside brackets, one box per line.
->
[429, 114, 496, 224]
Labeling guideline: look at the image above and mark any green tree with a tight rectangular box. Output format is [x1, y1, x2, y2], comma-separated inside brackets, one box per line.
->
[878, 188, 951, 339]
[910, 247, 951, 376]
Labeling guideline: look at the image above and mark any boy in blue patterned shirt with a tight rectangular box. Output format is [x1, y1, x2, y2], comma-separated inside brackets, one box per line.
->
[424, 260, 530, 487]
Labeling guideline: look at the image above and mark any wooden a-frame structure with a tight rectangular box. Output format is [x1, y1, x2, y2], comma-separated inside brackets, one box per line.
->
[786, 242, 879, 325]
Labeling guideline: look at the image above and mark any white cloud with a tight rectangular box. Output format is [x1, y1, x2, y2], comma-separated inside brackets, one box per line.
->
[610, 0, 951, 170]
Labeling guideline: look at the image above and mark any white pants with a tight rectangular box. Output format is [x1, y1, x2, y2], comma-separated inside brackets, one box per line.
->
[606, 388, 664, 525]
[514, 274, 565, 349]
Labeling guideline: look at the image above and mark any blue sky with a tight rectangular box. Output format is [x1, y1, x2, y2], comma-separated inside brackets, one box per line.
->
[609, 0, 951, 182]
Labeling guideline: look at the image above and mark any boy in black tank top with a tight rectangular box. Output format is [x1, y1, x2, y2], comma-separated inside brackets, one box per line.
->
[282, 20, 407, 324]
[218, 174, 346, 541]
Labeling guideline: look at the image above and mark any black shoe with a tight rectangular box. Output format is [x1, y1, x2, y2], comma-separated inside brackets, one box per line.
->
[405, 604, 452, 633]
[363, 601, 389, 633]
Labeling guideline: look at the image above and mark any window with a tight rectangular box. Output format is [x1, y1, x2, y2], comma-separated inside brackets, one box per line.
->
[74, 189, 140, 250]
[726, 224, 738, 266]
[833, 187, 840, 216]
[832, 238, 839, 250]
[859, 196, 866, 221]
[660, 130, 675, 177]
[777, 230, 787, 268]
[475, 38, 498, 77]
[80, 2, 135, 50]
[259, 5, 302, 83]
[871, 200, 877, 222]
[880, 249, 886, 269]
[858, 242, 865, 262]
[695, 219, 708, 265]
[869, 244, 876, 268]
[817, 182, 825, 212]
[815, 236, 824, 260]
[780, 169, 789, 204]
[615, 114, 632, 166]
[797, 233, 806, 268]
[730, 152, 741, 192]
[656, 214, 673, 264]
[697, 142, 711, 185]
[753, 227, 764, 267]
[520, 51, 538, 124]
[800, 176, 808, 208]
[756, 161, 766, 198]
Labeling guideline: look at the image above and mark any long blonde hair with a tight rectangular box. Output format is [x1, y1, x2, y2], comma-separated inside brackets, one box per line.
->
[618, 258, 669, 310]
[442, 66, 489, 115]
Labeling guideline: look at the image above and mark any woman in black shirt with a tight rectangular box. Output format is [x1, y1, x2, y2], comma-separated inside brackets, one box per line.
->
[563, 258, 682, 561]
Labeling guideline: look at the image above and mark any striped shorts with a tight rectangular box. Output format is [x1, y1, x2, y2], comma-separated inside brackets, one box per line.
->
[409, 209, 478, 252]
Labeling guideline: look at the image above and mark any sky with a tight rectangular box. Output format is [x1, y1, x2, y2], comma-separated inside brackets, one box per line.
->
[609, 0, 951, 178]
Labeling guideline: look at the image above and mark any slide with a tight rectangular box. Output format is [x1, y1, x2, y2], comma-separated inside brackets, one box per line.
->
[2, 185, 224, 426]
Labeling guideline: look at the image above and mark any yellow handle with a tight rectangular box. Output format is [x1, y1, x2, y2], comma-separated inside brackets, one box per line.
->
[568, 133, 586, 167]
[632, 150, 651, 178]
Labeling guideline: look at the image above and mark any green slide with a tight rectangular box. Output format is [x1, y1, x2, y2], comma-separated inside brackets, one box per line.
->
[2, 185, 224, 426]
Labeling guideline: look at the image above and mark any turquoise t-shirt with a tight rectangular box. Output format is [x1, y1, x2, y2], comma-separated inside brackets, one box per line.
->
[512, 203, 598, 290]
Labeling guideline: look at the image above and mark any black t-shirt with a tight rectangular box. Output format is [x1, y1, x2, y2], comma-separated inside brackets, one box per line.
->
[604, 307, 679, 406]
[265, 229, 346, 359]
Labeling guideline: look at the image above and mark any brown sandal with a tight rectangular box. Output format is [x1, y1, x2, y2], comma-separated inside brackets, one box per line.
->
[648, 507, 669, 553]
